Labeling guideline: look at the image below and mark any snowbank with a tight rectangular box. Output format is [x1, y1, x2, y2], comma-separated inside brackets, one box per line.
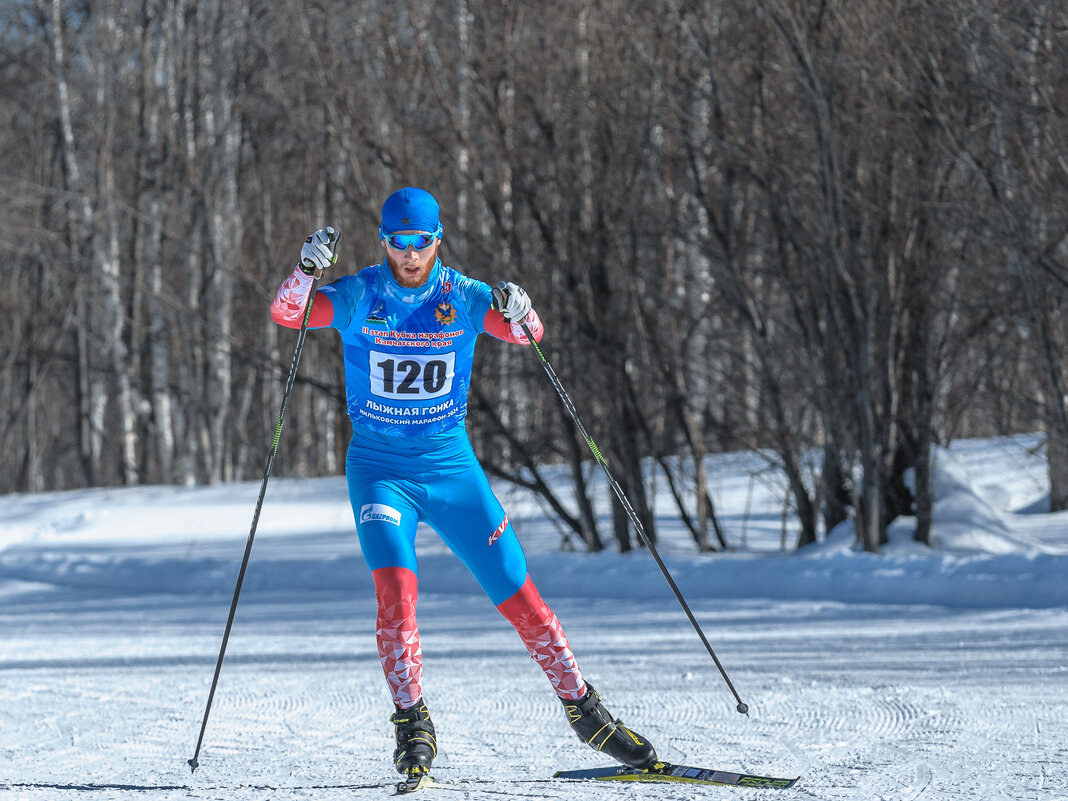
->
[1, 436, 1065, 609]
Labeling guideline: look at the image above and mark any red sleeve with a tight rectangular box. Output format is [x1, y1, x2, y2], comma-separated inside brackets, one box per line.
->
[270, 267, 335, 329]
[482, 307, 544, 344]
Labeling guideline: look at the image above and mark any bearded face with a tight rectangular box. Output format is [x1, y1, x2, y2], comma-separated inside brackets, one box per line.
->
[383, 235, 440, 289]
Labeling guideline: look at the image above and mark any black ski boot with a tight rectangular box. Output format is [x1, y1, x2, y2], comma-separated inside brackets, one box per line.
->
[562, 682, 657, 769]
[390, 699, 437, 775]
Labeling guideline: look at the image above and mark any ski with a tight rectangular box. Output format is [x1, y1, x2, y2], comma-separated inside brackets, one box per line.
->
[395, 767, 436, 794]
[553, 762, 799, 789]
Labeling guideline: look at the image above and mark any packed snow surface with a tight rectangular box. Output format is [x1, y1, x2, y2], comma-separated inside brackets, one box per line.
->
[1, 435, 1065, 800]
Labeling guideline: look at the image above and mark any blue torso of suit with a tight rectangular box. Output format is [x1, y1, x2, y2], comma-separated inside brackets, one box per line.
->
[317, 259, 493, 437]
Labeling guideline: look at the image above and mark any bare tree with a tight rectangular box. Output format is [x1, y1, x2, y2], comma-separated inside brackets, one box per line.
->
[2, 0, 1064, 560]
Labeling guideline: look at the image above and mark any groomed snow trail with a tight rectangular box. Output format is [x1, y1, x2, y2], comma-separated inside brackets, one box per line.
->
[1, 569, 1065, 801]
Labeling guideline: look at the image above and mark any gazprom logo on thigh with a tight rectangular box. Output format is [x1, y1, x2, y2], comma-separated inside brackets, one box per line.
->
[360, 503, 402, 526]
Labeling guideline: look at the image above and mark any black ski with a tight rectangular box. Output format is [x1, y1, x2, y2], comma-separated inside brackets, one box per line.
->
[553, 762, 799, 788]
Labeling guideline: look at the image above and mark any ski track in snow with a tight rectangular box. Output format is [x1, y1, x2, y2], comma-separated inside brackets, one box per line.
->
[1, 581, 1066, 801]
[2, 437, 1067, 800]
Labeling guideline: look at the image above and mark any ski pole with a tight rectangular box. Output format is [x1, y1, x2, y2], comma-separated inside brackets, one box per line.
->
[188, 227, 341, 772]
[519, 320, 750, 716]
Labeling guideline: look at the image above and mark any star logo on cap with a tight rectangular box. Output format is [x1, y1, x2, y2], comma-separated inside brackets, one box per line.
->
[401, 217, 410, 224]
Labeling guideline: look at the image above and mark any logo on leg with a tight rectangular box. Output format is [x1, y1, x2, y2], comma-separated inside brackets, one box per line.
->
[361, 504, 402, 526]
[488, 515, 509, 546]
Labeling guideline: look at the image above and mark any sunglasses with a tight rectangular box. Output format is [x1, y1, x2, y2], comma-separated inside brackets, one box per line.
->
[379, 224, 443, 251]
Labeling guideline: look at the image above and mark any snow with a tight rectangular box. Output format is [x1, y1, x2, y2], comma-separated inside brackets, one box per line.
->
[1, 435, 1066, 800]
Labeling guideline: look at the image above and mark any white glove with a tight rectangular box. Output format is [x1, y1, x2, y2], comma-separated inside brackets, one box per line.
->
[299, 227, 338, 276]
[492, 281, 532, 323]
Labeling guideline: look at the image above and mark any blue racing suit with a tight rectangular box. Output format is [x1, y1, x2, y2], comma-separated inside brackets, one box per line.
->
[271, 257, 582, 709]
[315, 258, 528, 603]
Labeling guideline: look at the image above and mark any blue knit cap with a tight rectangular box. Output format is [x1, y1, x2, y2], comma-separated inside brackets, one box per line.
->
[380, 187, 441, 234]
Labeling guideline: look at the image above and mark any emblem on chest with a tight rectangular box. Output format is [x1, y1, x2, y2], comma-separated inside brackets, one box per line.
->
[434, 302, 456, 325]
[364, 302, 388, 327]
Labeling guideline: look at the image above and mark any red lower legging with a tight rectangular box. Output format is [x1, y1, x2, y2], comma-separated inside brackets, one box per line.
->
[373, 566, 586, 708]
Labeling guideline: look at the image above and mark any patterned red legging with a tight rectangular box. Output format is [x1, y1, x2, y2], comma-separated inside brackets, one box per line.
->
[373, 566, 586, 708]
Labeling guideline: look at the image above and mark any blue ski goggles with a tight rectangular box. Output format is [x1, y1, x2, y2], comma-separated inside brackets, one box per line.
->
[379, 224, 443, 251]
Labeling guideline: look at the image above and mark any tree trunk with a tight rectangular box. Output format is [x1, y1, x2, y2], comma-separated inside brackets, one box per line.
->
[565, 420, 604, 552]
[49, 0, 104, 482]
[202, 0, 244, 483]
[138, 0, 177, 484]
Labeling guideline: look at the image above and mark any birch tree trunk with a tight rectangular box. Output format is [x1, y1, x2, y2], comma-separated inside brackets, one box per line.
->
[201, 0, 245, 483]
[94, 2, 139, 484]
[138, 0, 178, 484]
[48, 0, 106, 482]
[174, 0, 204, 486]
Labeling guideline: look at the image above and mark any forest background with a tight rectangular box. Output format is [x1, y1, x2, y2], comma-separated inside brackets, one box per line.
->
[1, 0, 1065, 554]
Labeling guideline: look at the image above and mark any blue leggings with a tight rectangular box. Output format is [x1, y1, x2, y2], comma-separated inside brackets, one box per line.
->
[345, 425, 528, 605]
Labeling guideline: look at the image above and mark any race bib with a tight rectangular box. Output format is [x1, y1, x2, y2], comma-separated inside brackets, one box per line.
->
[368, 350, 456, 400]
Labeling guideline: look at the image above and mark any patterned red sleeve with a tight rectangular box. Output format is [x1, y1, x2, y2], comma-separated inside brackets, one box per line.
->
[482, 307, 544, 344]
[270, 267, 335, 329]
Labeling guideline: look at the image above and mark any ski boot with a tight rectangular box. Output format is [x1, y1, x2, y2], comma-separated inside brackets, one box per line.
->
[390, 699, 437, 778]
[562, 682, 657, 769]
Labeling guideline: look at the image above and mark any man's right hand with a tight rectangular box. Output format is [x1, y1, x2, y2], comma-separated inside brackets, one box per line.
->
[299, 227, 339, 276]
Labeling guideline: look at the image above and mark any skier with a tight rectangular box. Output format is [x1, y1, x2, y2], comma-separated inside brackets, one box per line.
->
[270, 187, 657, 781]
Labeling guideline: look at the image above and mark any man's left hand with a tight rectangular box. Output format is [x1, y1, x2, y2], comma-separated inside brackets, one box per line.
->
[492, 281, 532, 323]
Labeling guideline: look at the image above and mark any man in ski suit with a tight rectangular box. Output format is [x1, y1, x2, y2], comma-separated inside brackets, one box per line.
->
[271, 187, 656, 778]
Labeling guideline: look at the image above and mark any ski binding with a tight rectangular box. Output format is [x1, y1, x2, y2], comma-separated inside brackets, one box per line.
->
[396, 765, 435, 794]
